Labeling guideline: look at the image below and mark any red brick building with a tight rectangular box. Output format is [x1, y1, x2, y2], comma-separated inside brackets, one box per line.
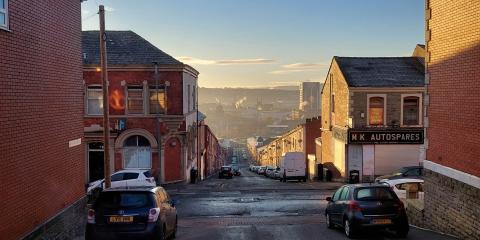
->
[423, 0, 480, 238]
[0, 1, 85, 239]
[82, 31, 199, 185]
[197, 113, 226, 179]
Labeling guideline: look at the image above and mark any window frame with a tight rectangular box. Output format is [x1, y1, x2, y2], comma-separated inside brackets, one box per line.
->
[0, 0, 9, 30]
[367, 94, 387, 126]
[148, 86, 166, 115]
[86, 85, 103, 116]
[123, 135, 152, 169]
[400, 93, 423, 127]
[126, 85, 145, 115]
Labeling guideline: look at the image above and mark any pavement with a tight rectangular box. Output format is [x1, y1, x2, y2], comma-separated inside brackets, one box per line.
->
[168, 164, 457, 240]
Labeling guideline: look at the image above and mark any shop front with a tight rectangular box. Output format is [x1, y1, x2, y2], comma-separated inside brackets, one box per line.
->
[346, 128, 425, 182]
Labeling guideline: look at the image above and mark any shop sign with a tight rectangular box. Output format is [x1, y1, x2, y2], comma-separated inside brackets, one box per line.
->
[348, 129, 424, 144]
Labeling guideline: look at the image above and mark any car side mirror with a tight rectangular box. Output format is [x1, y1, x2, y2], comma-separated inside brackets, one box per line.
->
[326, 197, 332, 202]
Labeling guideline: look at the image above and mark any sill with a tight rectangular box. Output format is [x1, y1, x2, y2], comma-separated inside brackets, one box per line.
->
[0, 25, 11, 32]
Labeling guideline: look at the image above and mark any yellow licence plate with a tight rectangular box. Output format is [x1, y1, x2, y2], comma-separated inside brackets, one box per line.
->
[373, 219, 392, 225]
[109, 216, 133, 223]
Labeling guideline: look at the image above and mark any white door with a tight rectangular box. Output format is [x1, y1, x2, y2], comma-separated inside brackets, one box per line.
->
[348, 145, 363, 180]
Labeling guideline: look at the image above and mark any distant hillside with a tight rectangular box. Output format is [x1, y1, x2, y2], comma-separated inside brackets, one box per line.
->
[199, 87, 299, 109]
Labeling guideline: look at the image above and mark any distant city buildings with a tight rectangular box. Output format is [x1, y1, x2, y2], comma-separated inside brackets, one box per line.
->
[299, 82, 322, 118]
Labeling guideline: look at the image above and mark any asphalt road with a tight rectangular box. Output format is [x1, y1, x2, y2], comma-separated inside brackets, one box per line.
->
[166, 166, 455, 240]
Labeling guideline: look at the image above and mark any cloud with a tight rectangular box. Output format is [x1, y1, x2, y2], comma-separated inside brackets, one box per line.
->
[269, 62, 328, 74]
[177, 56, 275, 65]
[105, 6, 115, 12]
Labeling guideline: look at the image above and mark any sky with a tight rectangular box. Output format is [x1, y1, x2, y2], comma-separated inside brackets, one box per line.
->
[81, 0, 425, 88]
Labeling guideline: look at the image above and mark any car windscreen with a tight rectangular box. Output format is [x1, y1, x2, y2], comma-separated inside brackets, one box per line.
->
[221, 167, 231, 171]
[355, 187, 395, 201]
[96, 192, 154, 209]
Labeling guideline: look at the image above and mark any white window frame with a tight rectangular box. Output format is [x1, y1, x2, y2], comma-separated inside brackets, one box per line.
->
[401, 93, 423, 127]
[123, 135, 152, 169]
[126, 86, 145, 115]
[0, 0, 8, 30]
[86, 85, 103, 116]
[367, 94, 387, 127]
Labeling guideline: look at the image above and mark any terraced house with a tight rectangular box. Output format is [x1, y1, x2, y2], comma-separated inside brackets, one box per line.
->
[320, 45, 426, 181]
[82, 30, 199, 185]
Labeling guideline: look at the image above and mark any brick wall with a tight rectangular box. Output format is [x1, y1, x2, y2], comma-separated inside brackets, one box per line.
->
[0, 1, 84, 239]
[424, 170, 480, 239]
[426, 0, 480, 176]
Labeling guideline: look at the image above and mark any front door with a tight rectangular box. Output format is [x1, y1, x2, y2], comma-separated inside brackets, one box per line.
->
[88, 142, 104, 182]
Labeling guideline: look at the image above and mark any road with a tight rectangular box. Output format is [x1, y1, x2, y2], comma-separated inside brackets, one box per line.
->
[165, 165, 455, 240]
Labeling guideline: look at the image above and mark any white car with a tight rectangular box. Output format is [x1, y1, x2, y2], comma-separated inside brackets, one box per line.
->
[380, 178, 424, 200]
[87, 169, 156, 194]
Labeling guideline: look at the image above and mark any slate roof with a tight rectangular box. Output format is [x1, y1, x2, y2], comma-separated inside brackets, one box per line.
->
[82, 30, 182, 65]
[334, 57, 425, 87]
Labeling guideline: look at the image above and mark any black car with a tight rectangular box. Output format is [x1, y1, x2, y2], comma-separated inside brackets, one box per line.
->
[375, 166, 423, 182]
[325, 184, 409, 238]
[86, 187, 177, 240]
[218, 166, 233, 179]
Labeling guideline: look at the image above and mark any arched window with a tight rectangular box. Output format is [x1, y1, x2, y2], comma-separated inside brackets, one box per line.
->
[124, 135, 151, 169]
[369, 97, 385, 125]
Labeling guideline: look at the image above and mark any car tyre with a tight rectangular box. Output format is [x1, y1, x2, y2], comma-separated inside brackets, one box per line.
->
[326, 213, 334, 229]
[344, 219, 356, 238]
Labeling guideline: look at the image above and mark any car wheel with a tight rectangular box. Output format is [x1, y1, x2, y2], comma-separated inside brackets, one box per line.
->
[344, 219, 356, 238]
[326, 214, 334, 229]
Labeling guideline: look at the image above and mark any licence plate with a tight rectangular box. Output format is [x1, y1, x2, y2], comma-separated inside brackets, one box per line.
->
[372, 219, 392, 225]
[109, 216, 133, 223]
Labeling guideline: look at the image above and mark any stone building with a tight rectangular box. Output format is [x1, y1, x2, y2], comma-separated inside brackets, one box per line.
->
[320, 49, 426, 181]
[0, 1, 85, 239]
[82, 30, 199, 185]
[258, 117, 321, 179]
[423, 0, 480, 239]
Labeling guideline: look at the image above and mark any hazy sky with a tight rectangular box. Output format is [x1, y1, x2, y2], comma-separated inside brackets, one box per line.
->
[81, 0, 424, 88]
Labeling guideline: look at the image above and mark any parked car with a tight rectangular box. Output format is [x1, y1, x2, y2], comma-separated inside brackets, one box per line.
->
[380, 179, 424, 201]
[265, 166, 275, 178]
[273, 167, 282, 179]
[375, 166, 423, 182]
[279, 152, 306, 182]
[257, 166, 267, 175]
[249, 165, 255, 171]
[87, 170, 156, 195]
[85, 187, 177, 240]
[232, 165, 241, 176]
[218, 166, 233, 179]
[325, 184, 409, 238]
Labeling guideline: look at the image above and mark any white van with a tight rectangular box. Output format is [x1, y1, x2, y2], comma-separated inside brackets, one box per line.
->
[279, 152, 306, 182]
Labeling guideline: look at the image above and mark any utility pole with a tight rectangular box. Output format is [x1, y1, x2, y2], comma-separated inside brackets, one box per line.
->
[154, 62, 162, 185]
[99, 5, 111, 188]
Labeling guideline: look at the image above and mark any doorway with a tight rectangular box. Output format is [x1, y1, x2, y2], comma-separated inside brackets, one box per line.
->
[88, 142, 104, 182]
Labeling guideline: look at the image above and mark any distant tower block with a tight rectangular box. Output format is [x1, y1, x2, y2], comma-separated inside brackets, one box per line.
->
[299, 82, 322, 118]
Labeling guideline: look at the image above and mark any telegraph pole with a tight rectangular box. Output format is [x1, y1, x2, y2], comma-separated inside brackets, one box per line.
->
[99, 5, 111, 188]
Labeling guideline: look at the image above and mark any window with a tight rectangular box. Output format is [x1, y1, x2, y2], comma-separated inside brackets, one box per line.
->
[332, 94, 335, 113]
[149, 86, 166, 114]
[187, 85, 191, 111]
[368, 96, 385, 125]
[123, 172, 139, 180]
[111, 173, 124, 182]
[355, 187, 394, 200]
[402, 96, 421, 125]
[87, 86, 103, 115]
[124, 135, 151, 169]
[332, 187, 343, 201]
[127, 86, 144, 114]
[0, 0, 8, 30]
[192, 87, 196, 110]
[340, 187, 350, 200]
